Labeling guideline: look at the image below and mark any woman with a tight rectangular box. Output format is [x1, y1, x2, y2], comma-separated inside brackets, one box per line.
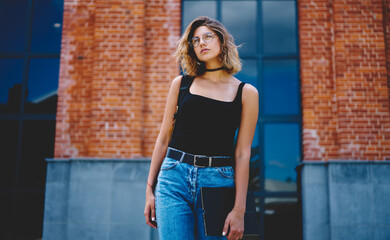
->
[144, 16, 258, 240]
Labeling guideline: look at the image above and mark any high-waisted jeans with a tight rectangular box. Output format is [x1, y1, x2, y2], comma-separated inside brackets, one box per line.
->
[155, 147, 236, 240]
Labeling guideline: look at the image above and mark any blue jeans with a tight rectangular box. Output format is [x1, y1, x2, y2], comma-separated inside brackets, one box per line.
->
[155, 147, 236, 240]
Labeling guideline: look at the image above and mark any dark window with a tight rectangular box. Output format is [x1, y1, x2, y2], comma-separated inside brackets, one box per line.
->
[0, 0, 29, 53]
[182, 1, 217, 28]
[262, 1, 298, 54]
[0, 58, 24, 114]
[25, 58, 59, 114]
[0, 0, 63, 239]
[221, 1, 257, 54]
[14, 193, 45, 239]
[0, 120, 19, 190]
[264, 197, 300, 239]
[0, 194, 13, 239]
[31, 0, 64, 53]
[263, 59, 299, 115]
[19, 120, 56, 190]
[236, 59, 258, 89]
[264, 123, 300, 192]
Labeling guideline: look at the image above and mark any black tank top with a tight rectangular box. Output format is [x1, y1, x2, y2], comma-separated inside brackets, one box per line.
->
[169, 78, 246, 157]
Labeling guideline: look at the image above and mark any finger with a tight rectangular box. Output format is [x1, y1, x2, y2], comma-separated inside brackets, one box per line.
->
[227, 231, 237, 240]
[222, 218, 230, 236]
[144, 212, 153, 228]
[144, 205, 157, 229]
[226, 229, 236, 240]
[151, 202, 156, 222]
[229, 229, 241, 240]
[229, 233, 238, 240]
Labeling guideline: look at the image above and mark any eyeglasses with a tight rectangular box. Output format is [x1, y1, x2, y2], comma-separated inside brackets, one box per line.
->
[189, 32, 215, 48]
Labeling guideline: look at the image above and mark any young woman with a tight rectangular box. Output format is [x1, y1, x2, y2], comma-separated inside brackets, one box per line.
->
[144, 16, 259, 240]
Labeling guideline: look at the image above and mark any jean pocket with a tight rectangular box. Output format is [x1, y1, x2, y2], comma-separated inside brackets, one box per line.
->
[217, 166, 235, 179]
[160, 157, 179, 171]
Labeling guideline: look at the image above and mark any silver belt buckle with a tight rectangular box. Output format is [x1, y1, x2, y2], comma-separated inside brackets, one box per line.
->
[194, 155, 212, 167]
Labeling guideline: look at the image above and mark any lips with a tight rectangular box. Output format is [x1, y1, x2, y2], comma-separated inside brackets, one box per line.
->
[201, 48, 209, 53]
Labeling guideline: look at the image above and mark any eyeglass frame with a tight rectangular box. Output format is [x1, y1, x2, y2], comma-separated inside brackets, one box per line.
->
[188, 32, 216, 48]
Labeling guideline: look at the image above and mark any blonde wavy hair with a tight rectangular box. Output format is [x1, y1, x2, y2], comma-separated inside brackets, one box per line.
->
[173, 16, 242, 76]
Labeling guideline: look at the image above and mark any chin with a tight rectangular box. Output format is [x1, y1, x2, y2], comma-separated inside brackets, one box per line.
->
[198, 55, 218, 63]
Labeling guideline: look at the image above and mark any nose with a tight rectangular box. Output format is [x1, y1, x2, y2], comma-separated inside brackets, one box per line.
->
[199, 37, 207, 46]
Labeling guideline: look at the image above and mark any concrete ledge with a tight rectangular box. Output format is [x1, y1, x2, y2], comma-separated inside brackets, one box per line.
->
[298, 161, 390, 240]
[43, 158, 159, 240]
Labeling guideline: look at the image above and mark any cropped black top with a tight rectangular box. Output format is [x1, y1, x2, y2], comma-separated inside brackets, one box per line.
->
[168, 77, 246, 157]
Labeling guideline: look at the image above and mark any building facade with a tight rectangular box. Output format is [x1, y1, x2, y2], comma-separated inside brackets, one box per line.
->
[0, 0, 389, 239]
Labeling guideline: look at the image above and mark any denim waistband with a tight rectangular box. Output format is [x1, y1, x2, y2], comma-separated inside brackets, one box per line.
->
[166, 147, 233, 168]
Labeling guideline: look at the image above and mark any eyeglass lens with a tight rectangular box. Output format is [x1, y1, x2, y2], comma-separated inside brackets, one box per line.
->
[191, 32, 214, 48]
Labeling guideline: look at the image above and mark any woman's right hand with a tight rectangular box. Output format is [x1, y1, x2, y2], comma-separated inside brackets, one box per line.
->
[144, 186, 158, 229]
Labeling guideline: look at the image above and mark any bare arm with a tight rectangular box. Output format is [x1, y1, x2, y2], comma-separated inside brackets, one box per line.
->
[223, 83, 259, 239]
[144, 75, 183, 229]
[233, 83, 259, 213]
[146, 75, 183, 189]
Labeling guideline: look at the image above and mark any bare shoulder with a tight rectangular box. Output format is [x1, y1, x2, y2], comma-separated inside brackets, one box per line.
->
[241, 82, 259, 103]
[242, 82, 258, 95]
[171, 75, 184, 88]
[168, 75, 184, 95]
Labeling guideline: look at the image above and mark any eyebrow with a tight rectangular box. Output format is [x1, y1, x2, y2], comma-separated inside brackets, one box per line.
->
[192, 32, 213, 38]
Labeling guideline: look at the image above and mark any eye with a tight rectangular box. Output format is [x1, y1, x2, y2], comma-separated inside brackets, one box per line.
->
[191, 37, 199, 46]
[204, 33, 213, 40]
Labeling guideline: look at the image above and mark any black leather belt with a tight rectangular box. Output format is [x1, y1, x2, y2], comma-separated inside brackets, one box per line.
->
[166, 147, 233, 168]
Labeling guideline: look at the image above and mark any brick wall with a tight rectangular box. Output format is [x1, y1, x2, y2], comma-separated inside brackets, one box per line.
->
[143, 0, 181, 157]
[55, 0, 389, 160]
[55, 0, 180, 159]
[299, 0, 390, 161]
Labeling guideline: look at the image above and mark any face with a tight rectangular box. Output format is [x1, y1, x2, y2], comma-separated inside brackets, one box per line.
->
[191, 26, 221, 63]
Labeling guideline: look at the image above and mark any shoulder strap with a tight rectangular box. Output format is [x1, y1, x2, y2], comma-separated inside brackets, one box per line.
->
[236, 82, 246, 103]
[178, 75, 194, 100]
[173, 75, 195, 120]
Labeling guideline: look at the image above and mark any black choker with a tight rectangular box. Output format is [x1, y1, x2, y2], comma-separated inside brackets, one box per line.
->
[205, 67, 225, 72]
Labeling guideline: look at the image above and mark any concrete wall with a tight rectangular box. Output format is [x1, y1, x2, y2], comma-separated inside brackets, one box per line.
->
[299, 161, 390, 240]
[43, 159, 390, 240]
[42, 159, 158, 240]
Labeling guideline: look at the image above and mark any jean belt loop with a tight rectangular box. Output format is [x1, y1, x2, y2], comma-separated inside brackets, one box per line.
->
[179, 151, 185, 163]
[209, 157, 212, 167]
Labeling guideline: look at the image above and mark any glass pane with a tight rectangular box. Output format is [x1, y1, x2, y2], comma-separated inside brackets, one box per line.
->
[14, 193, 44, 239]
[0, 0, 29, 53]
[31, 0, 64, 53]
[19, 120, 56, 190]
[182, 1, 217, 31]
[262, 1, 297, 54]
[25, 58, 59, 114]
[0, 194, 13, 239]
[236, 59, 258, 89]
[0, 120, 18, 190]
[264, 197, 300, 240]
[0, 58, 24, 114]
[254, 195, 262, 215]
[222, 1, 257, 55]
[264, 123, 300, 192]
[263, 59, 299, 115]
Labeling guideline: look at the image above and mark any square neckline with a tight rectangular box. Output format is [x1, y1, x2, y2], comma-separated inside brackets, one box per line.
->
[188, 80, 244, 103]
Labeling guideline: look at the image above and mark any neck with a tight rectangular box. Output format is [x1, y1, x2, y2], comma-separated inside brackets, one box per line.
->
[202, 60, 229, 82]
[202, 69, 230, 83]
[204, 59, 222, 70]
[205, 66, 224, 72]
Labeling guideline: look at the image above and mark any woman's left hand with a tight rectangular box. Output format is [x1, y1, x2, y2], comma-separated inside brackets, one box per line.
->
[222, 208, 245, 240]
